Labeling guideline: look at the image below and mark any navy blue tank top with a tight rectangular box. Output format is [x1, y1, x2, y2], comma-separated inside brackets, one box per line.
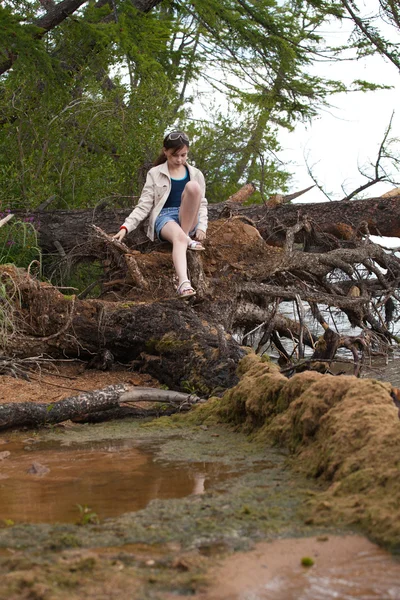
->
[164, 167, 189, 208]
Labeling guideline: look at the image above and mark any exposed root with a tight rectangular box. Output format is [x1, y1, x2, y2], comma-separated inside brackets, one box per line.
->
[3, 213, 400, 382]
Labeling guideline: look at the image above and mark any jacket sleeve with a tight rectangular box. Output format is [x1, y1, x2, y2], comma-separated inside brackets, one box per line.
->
[121, 170, 155, 234]
[197, 170, 208, 233]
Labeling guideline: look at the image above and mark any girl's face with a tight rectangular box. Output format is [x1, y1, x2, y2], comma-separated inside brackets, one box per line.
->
[164, 145, 189, 167]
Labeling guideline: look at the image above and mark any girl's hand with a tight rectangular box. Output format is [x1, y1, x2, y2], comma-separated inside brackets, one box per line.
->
[112, 229, 127, 242]
[195, 229, 206, 242]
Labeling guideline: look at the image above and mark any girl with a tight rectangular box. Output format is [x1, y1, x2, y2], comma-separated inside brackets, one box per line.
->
[113, 131, 208, 298]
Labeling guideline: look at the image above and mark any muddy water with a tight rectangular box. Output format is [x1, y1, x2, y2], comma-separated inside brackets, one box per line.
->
[0, 437, 233, 524]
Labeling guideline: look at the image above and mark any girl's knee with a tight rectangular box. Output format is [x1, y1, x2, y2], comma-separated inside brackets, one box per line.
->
[184, 181, 201, 196]
[173, 230, 189, 245]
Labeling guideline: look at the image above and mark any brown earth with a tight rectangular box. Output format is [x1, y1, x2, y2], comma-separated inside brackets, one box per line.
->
[0, 361, 158, 406]
[189, 535, 400, 600]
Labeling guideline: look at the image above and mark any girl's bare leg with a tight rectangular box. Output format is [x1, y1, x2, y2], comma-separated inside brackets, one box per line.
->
[159, 221, 191, 291]
[159, 181, 202, 293]
[179, 181, 202, 236]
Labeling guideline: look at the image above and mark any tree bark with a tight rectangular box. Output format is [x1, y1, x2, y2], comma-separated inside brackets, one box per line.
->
[3, 191, 400, 392]
[0, 384, 124, 429]
[4, 266, 244, 394]
[12, 194, 400, 254]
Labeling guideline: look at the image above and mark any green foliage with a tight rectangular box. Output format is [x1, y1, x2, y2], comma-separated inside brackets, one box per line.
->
[0, 276, 18, 351]
[0, 70, 178, 209]
[0, 0, 394, 212]
[0, 0, 180, 210]
[351, 79, 392, 92]
[0, 216, 41, 268]
[187, 111, 290, 202]
[0, 216, 40, 351]
[52, 260, 104, 297]
[1, 518, 14, 527]
[301, 556, 315, 567]
[0, 5, 50, 74]
[76, 504, 99, 526]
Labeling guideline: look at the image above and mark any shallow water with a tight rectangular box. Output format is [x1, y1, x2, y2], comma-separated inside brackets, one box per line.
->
[0, 437, 235, 524]
[0, 426, 399, 600]
[243, 300, 400, 385]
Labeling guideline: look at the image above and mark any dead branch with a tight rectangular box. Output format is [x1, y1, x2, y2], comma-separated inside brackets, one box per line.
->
[0, 214, 14, 228]
[266, 184, 315, 207]
[91, 225, 149, 289]
[284, 217, 312, 253]
[226, 183, 256, 203]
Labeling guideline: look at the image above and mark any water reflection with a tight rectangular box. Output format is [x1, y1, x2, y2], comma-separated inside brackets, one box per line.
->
[0, 439, 230, 524]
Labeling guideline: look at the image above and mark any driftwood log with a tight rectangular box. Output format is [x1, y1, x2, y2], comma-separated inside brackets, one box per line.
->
[0, 385, 203, 430]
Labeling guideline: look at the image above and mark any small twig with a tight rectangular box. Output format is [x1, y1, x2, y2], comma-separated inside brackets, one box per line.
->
[77, 280, 102, 299]
[0, 214, 14, 228]
[279, 357, 357, 375]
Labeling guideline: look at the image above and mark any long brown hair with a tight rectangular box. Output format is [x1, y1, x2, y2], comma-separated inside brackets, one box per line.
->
[153, 131, 190, 166]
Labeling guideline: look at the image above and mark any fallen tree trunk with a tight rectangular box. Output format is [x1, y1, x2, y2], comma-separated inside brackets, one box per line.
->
[2, 201, 400, 392]
[0, 385, 125, 429]
[3, 264, 244, 394]
[10, 194, 400, 254]
[0, 385, 203, 430]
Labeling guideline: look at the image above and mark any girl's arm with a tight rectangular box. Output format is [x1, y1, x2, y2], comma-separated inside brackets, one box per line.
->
[196, 171, 208, 237]
[113, 171, 155, 240]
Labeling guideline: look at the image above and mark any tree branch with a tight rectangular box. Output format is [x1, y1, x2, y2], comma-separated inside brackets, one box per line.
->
[0, 0, 164, 76]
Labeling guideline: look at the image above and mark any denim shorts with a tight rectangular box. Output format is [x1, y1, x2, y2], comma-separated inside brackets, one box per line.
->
[155, 207, 180, 240]
[155, 207, 197, 241]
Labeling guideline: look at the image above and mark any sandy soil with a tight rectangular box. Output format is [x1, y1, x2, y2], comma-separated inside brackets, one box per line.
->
[0, 361, 158, 406]
[183, 535, 400, 600]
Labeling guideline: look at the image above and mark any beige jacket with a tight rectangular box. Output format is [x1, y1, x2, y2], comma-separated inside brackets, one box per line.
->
[121, 162, 208, 241]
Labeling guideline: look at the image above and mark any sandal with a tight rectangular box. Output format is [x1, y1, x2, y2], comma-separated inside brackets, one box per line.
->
[187, 238, 205, 251]
[176, 280, 196, 298]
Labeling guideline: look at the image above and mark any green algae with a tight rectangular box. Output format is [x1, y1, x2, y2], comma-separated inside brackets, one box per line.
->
[145, 331, 190, 355]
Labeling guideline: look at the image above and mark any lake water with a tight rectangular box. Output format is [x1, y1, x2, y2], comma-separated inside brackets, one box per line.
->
[241, 300, 400, 386]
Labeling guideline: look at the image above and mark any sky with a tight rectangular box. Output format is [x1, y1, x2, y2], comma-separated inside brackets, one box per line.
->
[277, 12, 400, 248]
[278, 20, 400, 206]
[193, 3, 400, 245]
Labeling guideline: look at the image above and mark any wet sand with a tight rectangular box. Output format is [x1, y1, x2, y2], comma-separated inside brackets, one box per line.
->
[195, 535, 400, 600]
